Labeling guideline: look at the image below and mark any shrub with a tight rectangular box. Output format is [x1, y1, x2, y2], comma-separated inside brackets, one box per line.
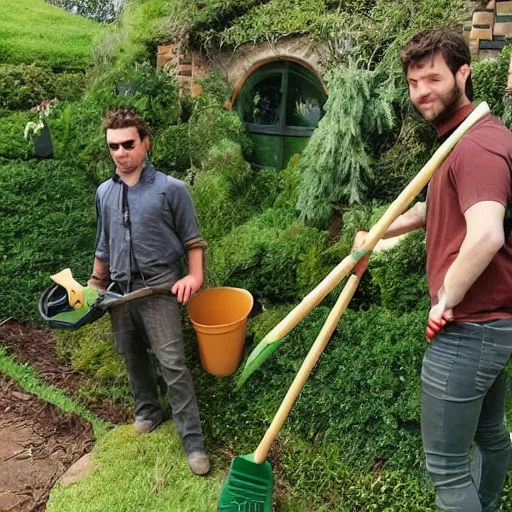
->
[187, 95, 252, 171]
[151, 124, 191, 177]
[50, 63, 181, 180]
[190, 304, 428, 473]
[0, 160, 97, 322]
[472, 46, 512, 119]
[369, 229, 429, 314]
[0, 111, 32, 159]
[191, 164, 281, 243]
[373, 114, 435, 202]
[206, 208, 329, 302]
[0, 64, 86, 111]
[296, 61, 395, 228]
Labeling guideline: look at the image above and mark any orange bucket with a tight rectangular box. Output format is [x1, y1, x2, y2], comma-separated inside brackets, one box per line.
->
[187, 287, 254, 376]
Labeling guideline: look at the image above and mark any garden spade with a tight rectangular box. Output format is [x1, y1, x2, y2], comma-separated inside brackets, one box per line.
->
[237, 101, 491, 388]
[218, 254, 368, 511]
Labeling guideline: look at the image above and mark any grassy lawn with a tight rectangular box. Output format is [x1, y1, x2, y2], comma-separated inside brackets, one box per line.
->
[0, 0, 105, 68]
[47, 423, 225, 512]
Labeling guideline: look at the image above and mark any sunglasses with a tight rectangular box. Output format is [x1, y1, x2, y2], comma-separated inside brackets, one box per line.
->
[108, 140, 136, 151]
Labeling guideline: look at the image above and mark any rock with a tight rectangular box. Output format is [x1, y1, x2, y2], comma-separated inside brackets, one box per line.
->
[56, 453, 94, 487]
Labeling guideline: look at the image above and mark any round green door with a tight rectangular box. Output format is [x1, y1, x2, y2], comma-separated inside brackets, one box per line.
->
[236, 60, 327, 171]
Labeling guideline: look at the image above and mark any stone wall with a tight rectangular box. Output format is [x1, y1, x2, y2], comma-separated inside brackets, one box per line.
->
[156, 44, 210, 97]
[466, 1, 512, 59]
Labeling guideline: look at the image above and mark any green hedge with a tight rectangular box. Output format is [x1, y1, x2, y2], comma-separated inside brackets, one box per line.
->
[0, 64, 86, 111]
[0, 111, 32, 159]
[206, 208, 329, 302]
[0, 160, 97, 321]
[472, 46, 512, 119]
[370, 229, 429, 314]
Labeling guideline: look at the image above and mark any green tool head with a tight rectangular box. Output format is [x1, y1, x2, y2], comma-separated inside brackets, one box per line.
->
[39, 284, 103, 330]
[236, 337, 286, 390]
[218, 454, 273, 512]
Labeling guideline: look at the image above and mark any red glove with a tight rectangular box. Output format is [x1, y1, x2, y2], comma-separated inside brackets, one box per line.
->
[425, 317, 447, 342]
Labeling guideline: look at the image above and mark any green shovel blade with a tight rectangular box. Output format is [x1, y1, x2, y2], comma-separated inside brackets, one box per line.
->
[218, 453, 273, 512]
[236, 337, 286, 390]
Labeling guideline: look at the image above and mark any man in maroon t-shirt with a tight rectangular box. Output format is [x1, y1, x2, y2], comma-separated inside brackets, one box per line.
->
[358, 28, 512, 511]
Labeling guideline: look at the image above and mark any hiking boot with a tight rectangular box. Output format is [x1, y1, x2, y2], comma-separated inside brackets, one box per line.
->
[133, 417, 162, 435]
[187, 451, 211, 476]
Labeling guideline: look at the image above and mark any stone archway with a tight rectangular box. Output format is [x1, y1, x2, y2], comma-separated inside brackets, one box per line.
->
[211, 37, 327, 110]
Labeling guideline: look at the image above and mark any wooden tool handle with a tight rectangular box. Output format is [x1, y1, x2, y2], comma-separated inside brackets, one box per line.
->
[110, 287, 171, 308]
[261, 102, 490, 345]
[50, 268, 85, 310]
[253, 273, 362, 464]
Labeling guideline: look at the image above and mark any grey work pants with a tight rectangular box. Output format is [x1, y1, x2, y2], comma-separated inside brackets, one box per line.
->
[422, 320, 512, 512]
[111, 292, 204, 453]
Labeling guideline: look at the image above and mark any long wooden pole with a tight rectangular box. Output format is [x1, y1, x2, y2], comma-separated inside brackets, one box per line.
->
[253, 273, 362, 463]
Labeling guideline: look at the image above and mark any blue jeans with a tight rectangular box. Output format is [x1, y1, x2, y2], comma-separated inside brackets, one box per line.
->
[422, 320, 512, 511]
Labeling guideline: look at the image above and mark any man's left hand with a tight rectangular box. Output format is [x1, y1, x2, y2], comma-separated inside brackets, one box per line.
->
[426, 287, 454, 342]
[171, 275, 203, 304]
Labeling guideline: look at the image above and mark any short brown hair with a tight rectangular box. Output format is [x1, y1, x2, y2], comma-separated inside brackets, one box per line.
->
[102, 107, 151, 139]
[400, 27, 473, 100]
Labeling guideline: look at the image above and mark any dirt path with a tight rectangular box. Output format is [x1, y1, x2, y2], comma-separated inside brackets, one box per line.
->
[0, 321, 131, 425]
[0, 374, 94, 511]
[0, 321, 132, 510]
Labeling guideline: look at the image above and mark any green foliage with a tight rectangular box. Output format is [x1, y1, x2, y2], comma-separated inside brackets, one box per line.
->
[219, 0, 328, 47]
[373, 113, 435, 202]
[273, 155, 302, 209]
[151, 124, 191, 177]
[334, 0, 466, 74]
[0, 64, 85, 111]
[89, 0, 178, 81]
[55, 316, 132, 406]
[187, 97, 252, 171]
[191, 145, 282, 242]
[107, 62, 181, 127]
[190, 304, 428, 473]
[472, 46, 512, 119]
[296, 61, 395, 228]
[0, 111, 32, 159]
[0, 0, 105, 68]
[0, 160, 97, 322]
[48, 63, 181, 180]
[281, 437, 436, 511]
[48, 99, 111, 182]
[206, 207, 329, 302]
[370, 230, 430, 314]
[503, 93, 512, 130]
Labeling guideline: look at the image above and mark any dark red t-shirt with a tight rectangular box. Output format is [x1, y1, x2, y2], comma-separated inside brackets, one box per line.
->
[426, 104, 512, 322]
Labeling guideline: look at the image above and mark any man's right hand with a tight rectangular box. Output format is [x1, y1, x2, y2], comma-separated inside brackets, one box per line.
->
[352, 230, 370, 277]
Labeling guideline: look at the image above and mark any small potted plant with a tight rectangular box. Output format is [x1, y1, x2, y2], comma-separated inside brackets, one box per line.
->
[24, 98, 58, 158]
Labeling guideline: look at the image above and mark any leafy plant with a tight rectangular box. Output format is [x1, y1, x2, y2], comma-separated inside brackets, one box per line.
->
[0, 160, 97, 321]
[296, 60, 395, 228]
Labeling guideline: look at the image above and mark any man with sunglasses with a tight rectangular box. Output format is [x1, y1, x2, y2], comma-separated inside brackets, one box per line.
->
[88, 107, 210, 476]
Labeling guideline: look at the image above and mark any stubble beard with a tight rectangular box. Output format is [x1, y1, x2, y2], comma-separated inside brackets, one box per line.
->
[415, 81, 462, 127]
